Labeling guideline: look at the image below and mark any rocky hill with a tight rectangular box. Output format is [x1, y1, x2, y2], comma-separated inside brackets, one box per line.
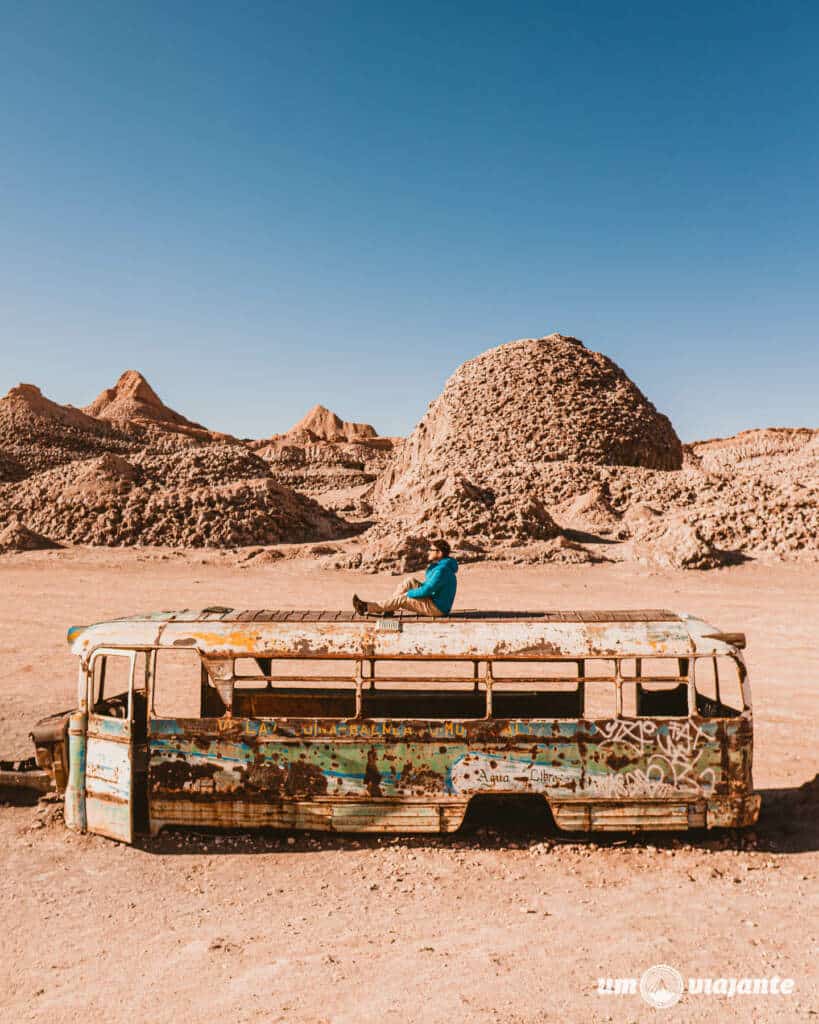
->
[83, 369, 217, 438]
[0, 374, 356, 550]
[1, 450, 344, 547]
[364, 335, 681, 561]
[691, 427, 817, 470]
[0, 383, 141, 472]
[0, 344, 815, 567]
[283, 404, 379, 444]
[352, 334, 816, 570]
[252, 404, 398, 513]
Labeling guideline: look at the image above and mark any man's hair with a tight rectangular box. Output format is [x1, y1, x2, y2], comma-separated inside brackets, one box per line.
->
[432, 538, 451, 558]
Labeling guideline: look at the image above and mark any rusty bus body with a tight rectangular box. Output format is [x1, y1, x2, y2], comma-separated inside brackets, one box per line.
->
[31, 608, 761, 843]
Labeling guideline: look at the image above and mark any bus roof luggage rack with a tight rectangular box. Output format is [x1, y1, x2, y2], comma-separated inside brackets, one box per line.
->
[115, 608, 681, 624]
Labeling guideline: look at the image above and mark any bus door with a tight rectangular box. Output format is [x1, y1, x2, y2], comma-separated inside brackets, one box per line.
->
[85, 649, 141, 842]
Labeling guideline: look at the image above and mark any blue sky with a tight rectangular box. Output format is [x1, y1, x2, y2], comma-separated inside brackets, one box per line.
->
[1, 1, 816, 441]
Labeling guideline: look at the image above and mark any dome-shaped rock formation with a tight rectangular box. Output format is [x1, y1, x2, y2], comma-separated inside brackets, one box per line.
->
[369, 334, 681, 551]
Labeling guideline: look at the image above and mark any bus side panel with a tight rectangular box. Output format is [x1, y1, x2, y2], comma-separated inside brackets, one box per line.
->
[145, 716, 751, 833]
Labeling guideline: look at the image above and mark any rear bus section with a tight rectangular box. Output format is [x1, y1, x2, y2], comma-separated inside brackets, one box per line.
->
[49, 609, 760, 842]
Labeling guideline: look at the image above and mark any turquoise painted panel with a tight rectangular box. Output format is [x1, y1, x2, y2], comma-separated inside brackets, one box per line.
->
[148, 716, 749, 804]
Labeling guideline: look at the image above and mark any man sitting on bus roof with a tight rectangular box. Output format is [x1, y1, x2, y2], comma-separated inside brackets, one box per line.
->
[353, 539, 458, 617]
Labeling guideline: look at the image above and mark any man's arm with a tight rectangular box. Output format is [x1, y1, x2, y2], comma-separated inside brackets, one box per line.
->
[406, 564, 442, 599]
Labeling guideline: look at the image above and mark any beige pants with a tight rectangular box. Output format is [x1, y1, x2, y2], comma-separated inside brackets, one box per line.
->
[366, 577, 443, 617]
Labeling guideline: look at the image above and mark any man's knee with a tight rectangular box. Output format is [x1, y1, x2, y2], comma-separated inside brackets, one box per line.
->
[393, 577, 418, 598]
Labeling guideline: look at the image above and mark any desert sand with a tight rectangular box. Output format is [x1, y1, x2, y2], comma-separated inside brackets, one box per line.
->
[1, 548, 817, 1024]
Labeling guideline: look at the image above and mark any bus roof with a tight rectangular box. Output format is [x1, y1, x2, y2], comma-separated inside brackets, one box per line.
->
[67, 608, 744, 660]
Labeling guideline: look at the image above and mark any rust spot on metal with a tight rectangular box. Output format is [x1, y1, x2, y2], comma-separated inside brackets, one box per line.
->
[151, 757, 219, 792]
[284, 760, 328, 797]
[398, 763, 445, 794]
[364, 748, 382, 797]
[605, 753, 632, 771]
[238, 763, 286, 797]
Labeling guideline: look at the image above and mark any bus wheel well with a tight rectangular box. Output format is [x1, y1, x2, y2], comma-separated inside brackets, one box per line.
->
[460, 794, 556, 836]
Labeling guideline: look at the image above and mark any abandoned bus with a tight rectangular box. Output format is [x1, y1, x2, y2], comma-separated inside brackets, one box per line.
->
[30, 607, 761, 843]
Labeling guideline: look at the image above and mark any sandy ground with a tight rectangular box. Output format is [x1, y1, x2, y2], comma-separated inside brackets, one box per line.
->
[0, 549, 817, 1024]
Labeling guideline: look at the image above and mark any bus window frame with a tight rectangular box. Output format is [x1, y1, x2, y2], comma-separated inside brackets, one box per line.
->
[130, 650, 751, 724]
[691, 653, 750, 715]
[86, 648, 138, 720]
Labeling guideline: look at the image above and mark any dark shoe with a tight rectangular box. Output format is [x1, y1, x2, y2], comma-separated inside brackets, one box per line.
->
[352, 594, 367, 615]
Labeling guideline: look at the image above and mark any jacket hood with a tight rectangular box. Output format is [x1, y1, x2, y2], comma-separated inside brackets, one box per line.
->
[437, 556, 458, 573]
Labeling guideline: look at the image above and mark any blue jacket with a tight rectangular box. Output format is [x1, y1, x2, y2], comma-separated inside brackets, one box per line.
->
[407, 557, 459, 615]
